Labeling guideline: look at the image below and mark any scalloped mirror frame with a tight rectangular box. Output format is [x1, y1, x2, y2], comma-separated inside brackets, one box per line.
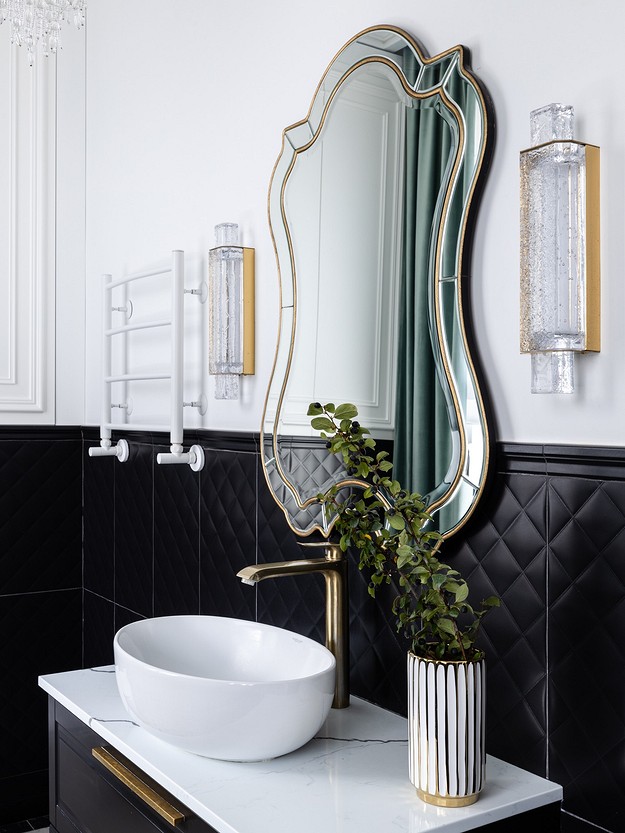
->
[261, 24, 495, 540]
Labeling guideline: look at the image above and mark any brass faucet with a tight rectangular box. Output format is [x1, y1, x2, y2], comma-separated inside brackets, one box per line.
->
[236, 543, 349, 709]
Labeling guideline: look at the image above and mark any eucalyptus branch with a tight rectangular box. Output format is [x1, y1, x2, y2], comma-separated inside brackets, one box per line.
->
[308, 402, 499, 661]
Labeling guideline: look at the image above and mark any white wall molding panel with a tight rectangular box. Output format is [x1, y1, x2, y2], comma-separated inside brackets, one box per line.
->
[0, 45, 56, 424]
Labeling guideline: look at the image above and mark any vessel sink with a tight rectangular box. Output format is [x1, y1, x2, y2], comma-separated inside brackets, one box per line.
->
[114, 615, 336, 761]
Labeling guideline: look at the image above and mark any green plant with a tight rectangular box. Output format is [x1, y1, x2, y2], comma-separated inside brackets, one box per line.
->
[308, 401, 499, 662]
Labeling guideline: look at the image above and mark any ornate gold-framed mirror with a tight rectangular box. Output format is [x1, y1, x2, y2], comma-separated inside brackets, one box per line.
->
[261, 25, 494, 539]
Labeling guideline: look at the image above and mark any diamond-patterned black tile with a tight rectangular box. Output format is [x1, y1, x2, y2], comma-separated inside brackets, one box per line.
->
[0, 439, 81, 594]
[114, 440, 154, 617]
[348, 563, 407, 714]
[199, 447, 256, 620]
[0, 769, 48, 825]
[27, 429, 625, 833]
[83, 438, 114, 599]
[560, 811, 608, 833]
[83, 590, 115, 668]
[548, 478, 625, 830]
[154, 448, 200, 616]
[257, 472, 307, 564]
[114, 604, 147, 632]
[256, 465, 330, 643]
[0, 589, 81, 781]
[442, 473, 548, 776]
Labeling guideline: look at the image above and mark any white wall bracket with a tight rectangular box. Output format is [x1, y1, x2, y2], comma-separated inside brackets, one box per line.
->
[156, 444, 205, 472]
[88, 438, 130, 463]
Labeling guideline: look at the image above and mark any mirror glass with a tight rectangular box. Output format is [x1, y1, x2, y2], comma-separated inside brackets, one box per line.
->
[261, 26, 493, 538]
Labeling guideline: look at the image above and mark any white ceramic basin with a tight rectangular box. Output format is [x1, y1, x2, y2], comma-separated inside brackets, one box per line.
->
[114, 615, 336, 761]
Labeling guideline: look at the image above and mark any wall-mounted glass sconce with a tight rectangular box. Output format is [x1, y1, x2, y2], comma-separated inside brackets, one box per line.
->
[208, 223, 255, 400]
[520, 103, 600, 393]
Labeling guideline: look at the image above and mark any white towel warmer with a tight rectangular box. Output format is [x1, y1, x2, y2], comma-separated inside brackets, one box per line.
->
[89, 250, 207, 470]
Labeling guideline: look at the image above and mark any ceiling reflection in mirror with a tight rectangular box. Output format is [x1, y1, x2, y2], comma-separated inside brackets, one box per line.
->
[262, 25, 493, 538]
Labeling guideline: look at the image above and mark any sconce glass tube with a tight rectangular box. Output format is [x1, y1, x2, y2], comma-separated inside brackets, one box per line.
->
[208, 223, 255, 400]
[520, 103, 600, 393]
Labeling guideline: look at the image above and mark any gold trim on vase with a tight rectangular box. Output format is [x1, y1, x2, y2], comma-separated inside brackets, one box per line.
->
[416, 788, 479, 807]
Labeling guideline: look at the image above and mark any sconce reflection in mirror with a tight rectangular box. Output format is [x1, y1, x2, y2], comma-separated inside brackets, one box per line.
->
[208, 223, 255, 400]
[520, 103, 601, 394]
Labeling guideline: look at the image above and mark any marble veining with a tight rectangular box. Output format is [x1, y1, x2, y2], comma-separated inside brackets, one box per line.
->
[39, 668, 562, 833]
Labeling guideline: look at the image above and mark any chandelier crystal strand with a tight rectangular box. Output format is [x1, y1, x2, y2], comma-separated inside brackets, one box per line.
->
[0, 0, 86, 64]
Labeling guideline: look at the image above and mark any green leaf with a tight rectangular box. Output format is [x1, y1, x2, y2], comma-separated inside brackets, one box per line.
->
[334, 403, 359, 420]
[454, 583, 469, 603]
[387, 513, 406, 531]
[396, 552, 413, 570]
[436, 618, 456, 636]
[311, 416, 335, 432]
[482, 596, 501, 608]
[307, 403, 323, 415]
[431, 573, 446, 591]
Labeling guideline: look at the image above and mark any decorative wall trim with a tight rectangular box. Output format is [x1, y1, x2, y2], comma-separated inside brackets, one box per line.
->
[498, 441, 625, 479]
[0, 47, 56, 422]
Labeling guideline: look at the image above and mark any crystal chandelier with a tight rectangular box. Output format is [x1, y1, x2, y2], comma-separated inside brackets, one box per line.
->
[0, 0, 86, 63]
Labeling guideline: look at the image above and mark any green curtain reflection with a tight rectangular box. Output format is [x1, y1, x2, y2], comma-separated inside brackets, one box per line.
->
[394, 57, 475, 526]
[394, 80, 453, 503]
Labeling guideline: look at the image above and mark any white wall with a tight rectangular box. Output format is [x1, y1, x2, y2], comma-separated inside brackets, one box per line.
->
[79, 0, 625, 444]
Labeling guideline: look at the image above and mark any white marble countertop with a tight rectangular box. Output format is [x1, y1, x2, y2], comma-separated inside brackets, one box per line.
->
[39, 668, 561, 833]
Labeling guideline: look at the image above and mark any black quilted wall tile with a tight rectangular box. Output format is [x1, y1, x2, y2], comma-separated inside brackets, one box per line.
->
[199, 447, 256, 621]
[443, 472, 549, 777]
[83, 590, 115, 667]
[0, 588, 81, 820]
[0, 769, 48, 825]
[0, 437, 82, 595]
[154, 443, 200, 616]
[256, 467, 327, 638]
[348, 562, 406, 713]
[560, 811, 602, 833]
[114, 440, 154, 618]
[83, 438, 114, 599]
[548, 478, 625, 833]
[114, 604, 147, 631]
[78, 431, 625, 833]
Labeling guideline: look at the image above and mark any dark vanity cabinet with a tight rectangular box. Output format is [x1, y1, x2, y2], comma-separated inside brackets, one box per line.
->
[48, 699, 214, 833]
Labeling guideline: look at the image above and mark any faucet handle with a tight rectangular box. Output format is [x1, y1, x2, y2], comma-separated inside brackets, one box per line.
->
[297, 541, 343, 561]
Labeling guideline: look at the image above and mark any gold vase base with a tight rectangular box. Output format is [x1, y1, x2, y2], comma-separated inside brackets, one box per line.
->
[416, 788, 480, 808]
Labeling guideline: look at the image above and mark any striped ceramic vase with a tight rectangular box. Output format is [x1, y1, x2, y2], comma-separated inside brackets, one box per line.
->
[407, 652, 486, 807]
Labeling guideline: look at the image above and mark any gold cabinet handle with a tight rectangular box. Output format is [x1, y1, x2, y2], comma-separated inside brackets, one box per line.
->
[92, 746, 186, 827]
